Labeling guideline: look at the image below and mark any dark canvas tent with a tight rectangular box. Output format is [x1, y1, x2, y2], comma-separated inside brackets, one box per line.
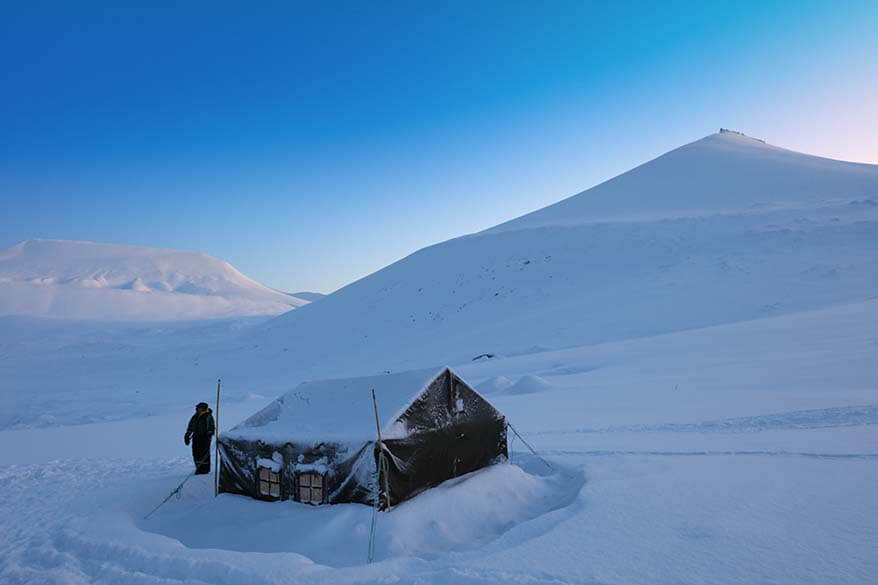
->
[218, 367, 507, 508]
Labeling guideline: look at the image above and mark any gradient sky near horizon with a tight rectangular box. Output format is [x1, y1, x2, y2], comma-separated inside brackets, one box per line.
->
[2, 1, 876, 293]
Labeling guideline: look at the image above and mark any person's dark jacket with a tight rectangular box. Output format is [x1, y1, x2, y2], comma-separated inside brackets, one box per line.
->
[185, 409, 215, 444]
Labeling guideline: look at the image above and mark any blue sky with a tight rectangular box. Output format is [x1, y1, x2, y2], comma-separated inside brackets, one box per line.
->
[2, 1, 876, 293]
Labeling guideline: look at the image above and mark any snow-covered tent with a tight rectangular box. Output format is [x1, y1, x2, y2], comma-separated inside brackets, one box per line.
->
[218, 367, 507, 508]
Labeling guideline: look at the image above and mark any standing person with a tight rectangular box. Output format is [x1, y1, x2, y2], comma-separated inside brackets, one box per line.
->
[184, 402, 215, 474]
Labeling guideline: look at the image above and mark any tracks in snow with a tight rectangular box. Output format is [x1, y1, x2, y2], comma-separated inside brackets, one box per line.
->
[530, 404, 878, 436]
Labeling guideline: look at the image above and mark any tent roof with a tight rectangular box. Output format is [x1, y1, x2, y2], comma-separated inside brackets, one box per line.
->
[223, 367, 454, 445]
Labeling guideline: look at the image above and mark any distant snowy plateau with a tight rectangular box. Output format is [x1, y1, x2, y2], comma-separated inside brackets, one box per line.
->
[0, 238, 311, 320]
[1, 131, 876, 584]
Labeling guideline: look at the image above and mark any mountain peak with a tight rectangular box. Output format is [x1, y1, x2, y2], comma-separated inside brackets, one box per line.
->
[716, 128, 766, 144]
[484, 131, 878, 233]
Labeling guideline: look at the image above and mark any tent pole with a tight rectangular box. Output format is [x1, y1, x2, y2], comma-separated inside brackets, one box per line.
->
[371, 389, 391, 511]
[371, 388, 383, 444]
[214, 378, 221, 497]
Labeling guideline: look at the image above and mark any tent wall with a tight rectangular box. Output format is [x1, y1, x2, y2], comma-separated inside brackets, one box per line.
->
[217, 437, 375, 504]
[381, 417, 507, 507]
[380, 369, 508, 508]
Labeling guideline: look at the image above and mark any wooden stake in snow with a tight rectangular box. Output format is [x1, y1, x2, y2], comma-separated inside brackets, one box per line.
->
[214, 378, 221, 497]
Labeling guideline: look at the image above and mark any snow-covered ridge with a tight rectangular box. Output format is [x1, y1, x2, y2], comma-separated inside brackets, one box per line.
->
[0, 239, 309, 320]
[287, 291, 327, 302]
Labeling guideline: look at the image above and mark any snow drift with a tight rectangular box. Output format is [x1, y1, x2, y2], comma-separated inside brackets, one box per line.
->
[0, 239, 309, 320]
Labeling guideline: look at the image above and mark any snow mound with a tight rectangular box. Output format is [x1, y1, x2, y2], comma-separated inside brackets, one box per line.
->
[0, 239, 309, 320]
[498, 375, 556, 396]
[476, 375, 515, 394]
[142, 461, 579, 567]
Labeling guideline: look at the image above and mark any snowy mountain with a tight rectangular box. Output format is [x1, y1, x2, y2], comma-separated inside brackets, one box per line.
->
[489, 129, 878, 231]
[3, 131, 875, 428]
[238, 130, 878, 380]
[0, 239, 309, 320]
[2, 131, 876, 584]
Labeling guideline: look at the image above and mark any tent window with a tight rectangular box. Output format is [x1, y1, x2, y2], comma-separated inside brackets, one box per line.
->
[298, 471, 323, 504]
[258, 466, 281, 498]
[454, 382, 466, 414]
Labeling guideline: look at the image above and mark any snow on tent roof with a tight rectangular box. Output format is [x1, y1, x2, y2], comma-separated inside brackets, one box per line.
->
[224, 367, 451, 444]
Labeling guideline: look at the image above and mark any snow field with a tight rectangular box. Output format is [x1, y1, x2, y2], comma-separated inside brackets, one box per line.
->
[2, 449, 875, 583]
[1, 299, 876, 583]
[1, 297, 875, 583]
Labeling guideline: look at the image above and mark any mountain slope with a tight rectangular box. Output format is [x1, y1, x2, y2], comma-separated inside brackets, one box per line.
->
[489, 129, 878, 231]
[0, 239, 308, 320]
[235, 131, 878, 380]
